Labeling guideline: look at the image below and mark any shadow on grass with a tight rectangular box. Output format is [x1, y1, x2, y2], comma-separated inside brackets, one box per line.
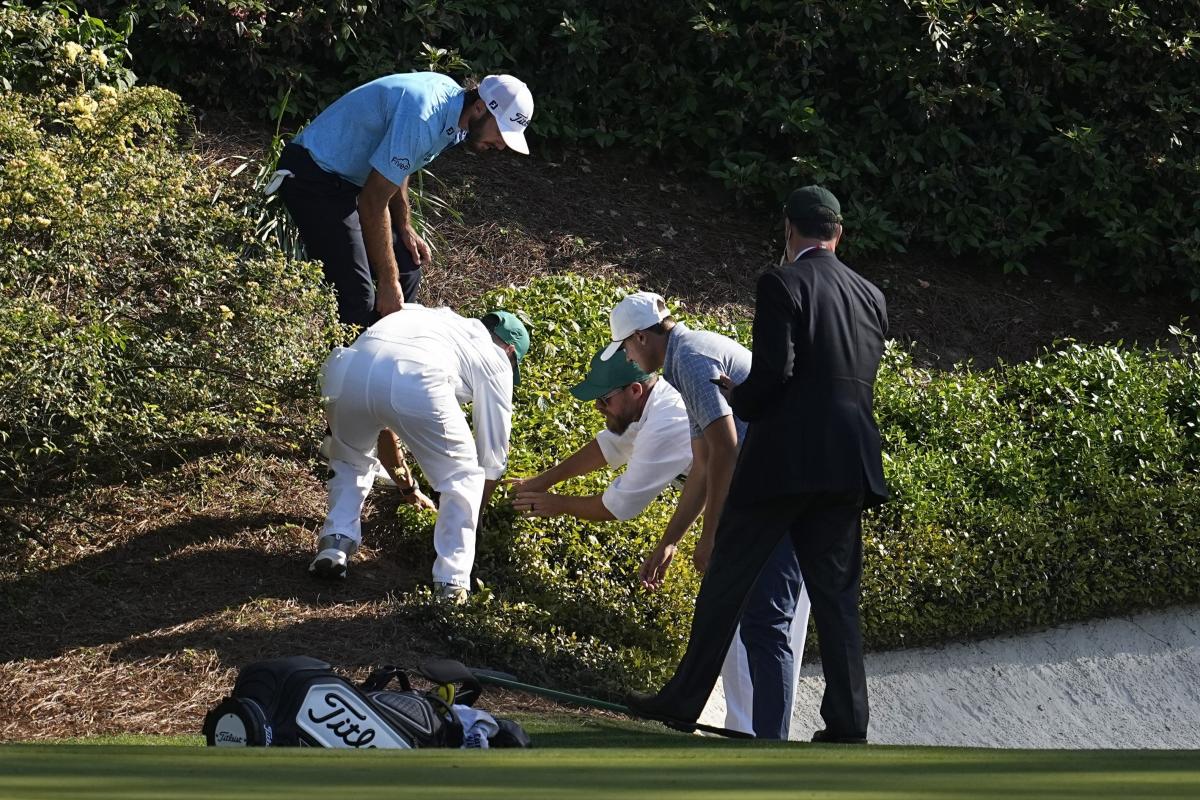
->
[1, 483, 672, 714]
[5, 437, 317, 519]
[517, 714, 759, 749]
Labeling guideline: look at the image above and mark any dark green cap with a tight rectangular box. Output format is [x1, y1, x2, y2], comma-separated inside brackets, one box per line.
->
[570, 345, 652, 401]
[785, 185, 842, 225]
[486, 310, 530, 384]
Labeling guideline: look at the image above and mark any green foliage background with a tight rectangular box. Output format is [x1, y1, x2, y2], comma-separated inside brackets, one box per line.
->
[82, 0, 1200, 294]
[0, 2, 339, 505]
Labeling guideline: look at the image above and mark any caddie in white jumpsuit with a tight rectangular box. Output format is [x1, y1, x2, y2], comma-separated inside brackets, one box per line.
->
[311, 305, 530, 603]
[511, 346, 810, 738]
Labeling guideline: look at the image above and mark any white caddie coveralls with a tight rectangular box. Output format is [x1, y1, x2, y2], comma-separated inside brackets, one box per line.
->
[319, 305, 513, 589]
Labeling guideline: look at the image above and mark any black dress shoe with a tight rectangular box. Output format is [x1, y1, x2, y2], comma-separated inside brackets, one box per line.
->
[624, 690, 697, 733]
[811, 729, 868, 744]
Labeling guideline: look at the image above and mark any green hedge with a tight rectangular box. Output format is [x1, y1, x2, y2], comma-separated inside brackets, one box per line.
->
[82, 0, 1200, 293]
[0, 0, 135, 94]
[866, 335, 1200, 647]
[0, 3, 338, 505]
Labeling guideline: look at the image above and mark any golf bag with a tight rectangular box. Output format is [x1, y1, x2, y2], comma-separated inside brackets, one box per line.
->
[202, 655, 530, 749]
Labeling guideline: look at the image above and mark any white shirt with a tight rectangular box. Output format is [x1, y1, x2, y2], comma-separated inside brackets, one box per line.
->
[595, 379, 693, 520]
[361, 305, 513, 480]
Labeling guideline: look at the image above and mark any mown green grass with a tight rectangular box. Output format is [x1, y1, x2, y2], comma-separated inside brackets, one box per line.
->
[3, 715, 1198, 800]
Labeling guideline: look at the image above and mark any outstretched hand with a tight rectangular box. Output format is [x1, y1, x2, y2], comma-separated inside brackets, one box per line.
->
[504, 474, 553, 495]
[639, 541, 678, 591]
[512, 490, 559, 518]
[400, 486, 436, 511]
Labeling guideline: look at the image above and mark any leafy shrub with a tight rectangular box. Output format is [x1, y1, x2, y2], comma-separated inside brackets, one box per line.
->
[865, 331, 1200, 648]
[378, 276, 713, 689]
[0, 1, 135, 93]
[367, 274, 1200, 694]
[0, 4, 338, 520]
[88, 0, 1200, 293]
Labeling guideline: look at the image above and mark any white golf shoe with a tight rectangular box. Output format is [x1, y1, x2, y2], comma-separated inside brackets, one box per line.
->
[308, 533, 358, 579]
[434, 582, 469, 605]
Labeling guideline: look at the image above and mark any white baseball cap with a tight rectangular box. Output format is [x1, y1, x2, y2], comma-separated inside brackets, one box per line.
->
[478, 74, 534, 155]
[600, 291, 671, 361]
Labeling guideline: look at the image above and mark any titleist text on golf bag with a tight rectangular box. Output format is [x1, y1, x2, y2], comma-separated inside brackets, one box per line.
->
[203, 655, 529, 749]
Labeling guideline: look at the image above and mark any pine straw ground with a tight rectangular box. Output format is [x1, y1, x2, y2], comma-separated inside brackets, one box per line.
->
[0, 117, 1194, 740]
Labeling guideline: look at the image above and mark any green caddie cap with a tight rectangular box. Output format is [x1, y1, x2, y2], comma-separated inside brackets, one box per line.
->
[785, 185, 843, 225]
[486, 310, 530, 384]
[570, 345, 652, 401]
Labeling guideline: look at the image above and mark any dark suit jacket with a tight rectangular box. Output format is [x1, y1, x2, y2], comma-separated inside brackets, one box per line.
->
[728, 248, 889, 506]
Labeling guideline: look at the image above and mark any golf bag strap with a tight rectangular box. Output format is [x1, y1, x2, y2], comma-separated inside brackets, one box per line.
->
[361, 664, 412, 693]
[418, 658, 483, 707]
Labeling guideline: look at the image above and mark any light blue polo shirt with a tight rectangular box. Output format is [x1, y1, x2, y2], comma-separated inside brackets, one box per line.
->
[293, 72, 467, 187]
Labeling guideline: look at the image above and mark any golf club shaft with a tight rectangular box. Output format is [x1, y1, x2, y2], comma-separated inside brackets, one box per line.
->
[473, 673, 628, 713]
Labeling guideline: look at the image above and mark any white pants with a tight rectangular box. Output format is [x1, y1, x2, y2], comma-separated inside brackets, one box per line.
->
[718, 585, 812, 738]
[320, 340, 483, 588]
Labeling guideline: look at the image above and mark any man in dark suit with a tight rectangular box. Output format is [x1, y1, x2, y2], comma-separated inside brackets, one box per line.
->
[626, 185, 888, 744]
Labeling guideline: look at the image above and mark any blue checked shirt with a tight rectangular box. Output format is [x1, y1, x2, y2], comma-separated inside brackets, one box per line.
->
[661, 322, 751, 443]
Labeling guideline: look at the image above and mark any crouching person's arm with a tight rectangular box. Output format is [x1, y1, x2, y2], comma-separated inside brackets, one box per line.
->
[508, 439, 607, 494]
[376, 429, 436, 510]
[640, 435, 708, 590]
[513, 490, 616, 521]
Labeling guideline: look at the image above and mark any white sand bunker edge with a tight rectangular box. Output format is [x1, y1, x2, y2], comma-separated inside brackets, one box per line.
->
[699, 605, 1200, 748]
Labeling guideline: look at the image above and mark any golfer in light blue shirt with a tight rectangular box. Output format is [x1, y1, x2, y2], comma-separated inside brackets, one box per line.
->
[275, 72, 534, 325]
[295, 72, 469, 188]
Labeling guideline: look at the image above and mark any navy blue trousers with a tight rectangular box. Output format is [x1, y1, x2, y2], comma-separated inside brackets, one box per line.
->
[277, 143, 422, 327]
[740, 537, 804, 739]
[655, 492, 869, 739]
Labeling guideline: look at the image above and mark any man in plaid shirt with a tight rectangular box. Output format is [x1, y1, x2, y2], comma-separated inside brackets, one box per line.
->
[600, 292, 810, 740]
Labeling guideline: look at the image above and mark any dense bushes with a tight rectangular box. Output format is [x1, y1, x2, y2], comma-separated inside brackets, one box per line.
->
[85, 0, 1200, 292]
[0, 0, 135, 94]
[375, 274, 1200, 691]
[0, 3, 338, 512]
[864, 332, 1200, 648]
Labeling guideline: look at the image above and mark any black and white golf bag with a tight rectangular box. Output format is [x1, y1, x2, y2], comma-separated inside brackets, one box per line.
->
[202, 655, 530, 750]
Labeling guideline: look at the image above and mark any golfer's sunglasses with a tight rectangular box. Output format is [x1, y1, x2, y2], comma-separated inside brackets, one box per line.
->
[595, 384, 630, 408]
